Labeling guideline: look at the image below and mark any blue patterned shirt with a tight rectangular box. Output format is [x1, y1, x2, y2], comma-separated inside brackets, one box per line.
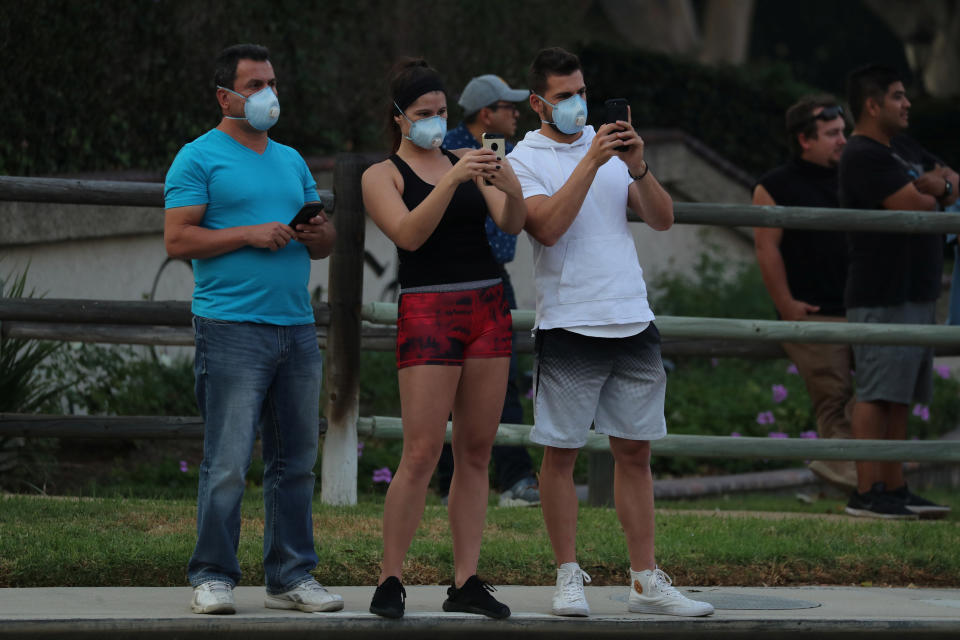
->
[443, 122, 517, 264]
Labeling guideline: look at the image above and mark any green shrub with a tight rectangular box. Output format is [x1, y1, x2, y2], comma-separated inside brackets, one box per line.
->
[0, 267, 65, 492]
[41, 344, 197, 417]
[648, 237, 775, 320]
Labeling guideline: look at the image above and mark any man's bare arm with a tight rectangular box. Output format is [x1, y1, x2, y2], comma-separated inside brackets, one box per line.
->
[164, 204, 295, 259]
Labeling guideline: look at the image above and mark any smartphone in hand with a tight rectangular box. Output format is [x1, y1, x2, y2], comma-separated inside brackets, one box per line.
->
[289, 202, 325, 230]
[604, 98, 629, 152]
[481, 132, 506, 160]
[481, 133, 506, 185]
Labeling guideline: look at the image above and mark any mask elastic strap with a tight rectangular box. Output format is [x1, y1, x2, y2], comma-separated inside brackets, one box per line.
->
[535, 95, 556, 126]
[218, 85, 248, 121]
[393, 102, 414, 124]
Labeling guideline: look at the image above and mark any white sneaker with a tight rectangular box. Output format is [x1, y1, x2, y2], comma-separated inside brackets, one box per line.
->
[265, 577, 344, 612]
[628, 568, 714, 617]
[191, 580, 236, 614]
[551, 562, 592, 616]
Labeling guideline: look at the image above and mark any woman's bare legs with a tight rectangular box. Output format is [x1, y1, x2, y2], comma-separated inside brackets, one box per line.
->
[448, 356, 509, 586]
[378, 365, 461, 584]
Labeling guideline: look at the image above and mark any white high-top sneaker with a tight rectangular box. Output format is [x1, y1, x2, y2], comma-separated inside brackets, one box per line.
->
[628, 567, 714, 617]
[551, 562, 592, 616]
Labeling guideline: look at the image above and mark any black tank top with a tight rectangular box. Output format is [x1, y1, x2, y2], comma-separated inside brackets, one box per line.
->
[388, 149, 499, 288]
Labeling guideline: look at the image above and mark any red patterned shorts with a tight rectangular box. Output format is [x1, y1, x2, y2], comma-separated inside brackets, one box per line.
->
[396, 282, 512, 368]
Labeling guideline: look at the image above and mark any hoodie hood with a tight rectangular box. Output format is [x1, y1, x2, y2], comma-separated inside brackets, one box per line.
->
[517, 125, 595, 150]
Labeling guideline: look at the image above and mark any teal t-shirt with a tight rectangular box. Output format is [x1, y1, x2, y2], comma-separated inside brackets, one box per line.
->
[164, 129, 319, 325]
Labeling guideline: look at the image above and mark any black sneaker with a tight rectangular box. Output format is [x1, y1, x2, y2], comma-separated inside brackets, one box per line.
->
[442, 575, 511, 619]
[845, 482, 918, 520]
[370, 576, 406, 618]
[887, 484, 951, 519]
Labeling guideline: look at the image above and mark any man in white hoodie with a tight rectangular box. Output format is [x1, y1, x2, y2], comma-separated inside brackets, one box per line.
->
[507, 47, 713, 618]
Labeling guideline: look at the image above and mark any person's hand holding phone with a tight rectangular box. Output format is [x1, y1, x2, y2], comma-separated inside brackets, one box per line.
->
[604, 100, 646, 177]
[289, 202, 326, 231]
[291, 204, 336, 258]
[480, 133, 506, 185]
[604, 98, 629, 152]
[450, 148, 499, 185]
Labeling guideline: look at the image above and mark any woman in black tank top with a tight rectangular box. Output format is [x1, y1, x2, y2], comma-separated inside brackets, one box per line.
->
[361, 59, 527, 619]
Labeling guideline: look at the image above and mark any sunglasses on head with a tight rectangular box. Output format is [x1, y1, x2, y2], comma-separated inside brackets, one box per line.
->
[793, 105, 844, 130]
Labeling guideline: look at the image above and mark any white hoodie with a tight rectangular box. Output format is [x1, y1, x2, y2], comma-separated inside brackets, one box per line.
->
[508, 126, 654, 331]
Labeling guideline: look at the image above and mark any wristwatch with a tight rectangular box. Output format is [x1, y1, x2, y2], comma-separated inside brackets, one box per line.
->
[944, 179, 953, 199]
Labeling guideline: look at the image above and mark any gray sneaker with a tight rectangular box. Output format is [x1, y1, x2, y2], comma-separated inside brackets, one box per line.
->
[265, 578, 344, 612]
[499, 477, 540, 507]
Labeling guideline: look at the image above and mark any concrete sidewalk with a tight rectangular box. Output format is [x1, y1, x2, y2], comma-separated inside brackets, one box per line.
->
[1, 585, 959, 639]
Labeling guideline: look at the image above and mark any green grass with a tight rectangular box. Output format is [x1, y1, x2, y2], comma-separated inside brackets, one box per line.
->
[2, 490, 957, 589]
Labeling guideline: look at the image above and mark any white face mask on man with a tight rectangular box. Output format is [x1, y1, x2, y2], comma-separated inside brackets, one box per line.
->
[219, 85, 280, 131]
[536, 94, 587, 135]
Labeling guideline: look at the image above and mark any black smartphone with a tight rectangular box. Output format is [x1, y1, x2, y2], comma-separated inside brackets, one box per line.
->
[604, 98, 629, 152]
[288, 202, 325, 230]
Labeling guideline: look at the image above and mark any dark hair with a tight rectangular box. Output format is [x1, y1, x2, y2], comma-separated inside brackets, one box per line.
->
[784, 94, 841, 157]
[386, 57, 445, 152]
[528, 47, 582, 96]
[846, 64, 902, 123]
[214, 44, 270, 90]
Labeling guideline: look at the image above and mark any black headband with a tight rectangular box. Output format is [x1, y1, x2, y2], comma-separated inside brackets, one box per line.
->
[394, 76, 446, 113]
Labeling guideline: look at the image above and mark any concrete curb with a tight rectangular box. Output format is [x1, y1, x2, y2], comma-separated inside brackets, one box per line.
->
[2, 586, 958, 639]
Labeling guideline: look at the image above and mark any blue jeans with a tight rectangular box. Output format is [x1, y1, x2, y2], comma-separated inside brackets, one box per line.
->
[188, 317, 322, 593]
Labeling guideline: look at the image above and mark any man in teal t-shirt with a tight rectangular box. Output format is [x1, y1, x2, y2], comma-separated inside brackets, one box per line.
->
[164, 43, 340, 616]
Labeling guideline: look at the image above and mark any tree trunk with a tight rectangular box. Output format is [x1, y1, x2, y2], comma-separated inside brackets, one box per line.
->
[699, 0, 756, 65]
[863, 0, 960, 97]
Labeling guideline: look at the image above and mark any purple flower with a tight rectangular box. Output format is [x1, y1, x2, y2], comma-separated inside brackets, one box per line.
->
[756, 410, 776, 425]
[800, 430, 818, 439]
[525, 388, 534, 399]
[730, 431, 742, 438]
[357, 441, 365, 458]
[786, 363, 799, 375]
[372, 467, 393, 484]
[710, 358, 719, 368]
[934, 364, 951, 380]
[179, 460, 188, 473]
[912, 404, 930, 422]
[772, 384, 788, 404]
[768, 431, 789, 439]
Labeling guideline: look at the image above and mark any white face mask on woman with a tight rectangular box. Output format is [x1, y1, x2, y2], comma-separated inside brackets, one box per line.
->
[395, 102, 447, 149]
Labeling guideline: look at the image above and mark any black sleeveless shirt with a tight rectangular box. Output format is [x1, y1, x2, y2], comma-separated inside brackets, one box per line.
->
[388, 149, 499, 288]
[757, 158, 847, 316]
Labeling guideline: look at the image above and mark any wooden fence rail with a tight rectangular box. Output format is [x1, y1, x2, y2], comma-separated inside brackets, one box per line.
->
[3, 174, 959, 233]
[361, 301, 960, 347]
[5, 413, 958, 465]
[0, 175, 336, 212]
[356, 417, 960, 462]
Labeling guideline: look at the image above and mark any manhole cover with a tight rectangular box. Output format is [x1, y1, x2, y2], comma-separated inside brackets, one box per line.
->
[610, 591, 821, 610]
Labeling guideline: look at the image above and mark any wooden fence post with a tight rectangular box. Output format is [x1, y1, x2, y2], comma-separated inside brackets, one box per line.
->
[587, 451, 615, 507]
[321, 153, 367, 505]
